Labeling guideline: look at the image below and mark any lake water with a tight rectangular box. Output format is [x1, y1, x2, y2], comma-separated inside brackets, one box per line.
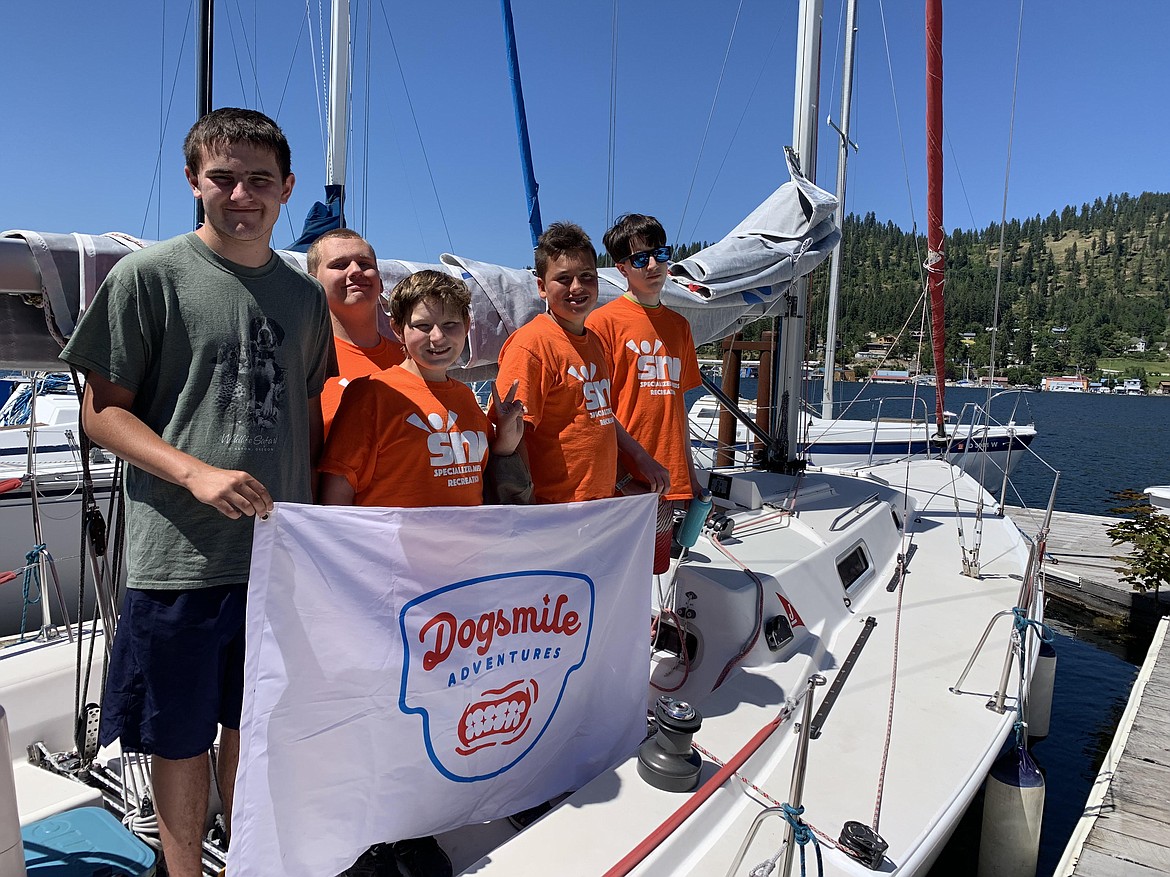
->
[689, 379, 1164, 875]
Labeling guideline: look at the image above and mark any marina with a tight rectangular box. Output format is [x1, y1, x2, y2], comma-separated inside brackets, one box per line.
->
[0, 0, 1166, 872]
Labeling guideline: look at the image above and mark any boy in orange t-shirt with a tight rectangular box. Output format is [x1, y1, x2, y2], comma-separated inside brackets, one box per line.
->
[495, 222, 669, 504]
[588, 214, 704, 570]
[307, 229, 405, 436]
[318, 270, 524, 508]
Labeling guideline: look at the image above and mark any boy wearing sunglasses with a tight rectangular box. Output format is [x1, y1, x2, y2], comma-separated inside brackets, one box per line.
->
[588, 214, 704, 571]
[495, 221, 668, 504]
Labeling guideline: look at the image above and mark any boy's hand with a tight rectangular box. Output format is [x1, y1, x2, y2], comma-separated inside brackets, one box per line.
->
[490, 379, 526, 456]
[186, 465, 273, 519]
[633, 452, 671, 496]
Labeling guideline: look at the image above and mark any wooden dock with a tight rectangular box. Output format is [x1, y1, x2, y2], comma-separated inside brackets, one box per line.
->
[1002, 505, 1170, 623]
[1058, 616, 1170, 875]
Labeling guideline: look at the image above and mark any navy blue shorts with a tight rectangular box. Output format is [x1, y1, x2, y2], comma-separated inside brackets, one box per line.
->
[99, 583, 246, 760]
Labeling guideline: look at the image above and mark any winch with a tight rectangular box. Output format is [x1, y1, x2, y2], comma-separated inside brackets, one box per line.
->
[637, 696, 703, 792]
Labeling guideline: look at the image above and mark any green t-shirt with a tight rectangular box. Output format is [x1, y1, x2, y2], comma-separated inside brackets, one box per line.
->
[61, 233, 333, 589]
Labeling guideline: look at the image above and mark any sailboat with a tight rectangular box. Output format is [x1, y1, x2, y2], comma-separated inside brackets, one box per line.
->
[0, 2, 1048, 875]
[687, 1, 1038, 484]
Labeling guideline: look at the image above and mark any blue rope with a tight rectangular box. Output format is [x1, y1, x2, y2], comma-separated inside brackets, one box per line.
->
[781, 803, 823, 877]
[1012, 607, 1054, 738]
[1012, 606, 1053, 644]
[0, 374, 72, 427]
[20, 544, 47, 640]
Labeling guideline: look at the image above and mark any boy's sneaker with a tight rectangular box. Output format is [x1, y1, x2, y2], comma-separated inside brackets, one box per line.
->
[393, 836, 452, 877]
[507, 801, 552, 831]
[343, 842, 403, 877]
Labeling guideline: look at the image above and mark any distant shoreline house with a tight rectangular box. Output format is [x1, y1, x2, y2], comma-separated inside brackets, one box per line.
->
[1041, 375, 1090, 392]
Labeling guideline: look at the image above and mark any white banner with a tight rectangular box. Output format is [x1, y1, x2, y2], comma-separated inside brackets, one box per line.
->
[229, 495, 656, 877]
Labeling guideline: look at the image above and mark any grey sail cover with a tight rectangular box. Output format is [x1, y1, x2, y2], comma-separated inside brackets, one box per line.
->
[0, 159, 837, 373]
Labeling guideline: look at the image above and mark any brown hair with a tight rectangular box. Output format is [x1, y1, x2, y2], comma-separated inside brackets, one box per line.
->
[389, 270, 472, 328]
[534, 222, 596, 279]
[602, 213, 667, 263]
[306, 228, 377, 276]
[183, 107, 292, 180]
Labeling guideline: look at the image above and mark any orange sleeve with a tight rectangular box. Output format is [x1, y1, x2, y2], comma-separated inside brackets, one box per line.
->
[319, 376, 383, 495]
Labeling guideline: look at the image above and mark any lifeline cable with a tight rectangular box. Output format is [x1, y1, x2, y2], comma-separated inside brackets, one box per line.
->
[602, 705, 793, 877]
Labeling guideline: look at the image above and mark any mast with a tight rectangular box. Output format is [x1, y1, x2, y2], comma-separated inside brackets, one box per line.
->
[326, 0, 350, 226]
[287, 0, 350, 249]
[773, 0, 823, 470]
[820, 0, 858, 420]
[926, 0, 947, 434]
[194, 0, 214, 229]
[500, 0, 543, 250]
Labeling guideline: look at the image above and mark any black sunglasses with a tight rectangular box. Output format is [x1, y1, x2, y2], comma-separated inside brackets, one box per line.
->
[622, 245, 672, 269]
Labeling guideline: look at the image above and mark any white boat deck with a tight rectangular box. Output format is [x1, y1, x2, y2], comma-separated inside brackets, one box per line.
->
[453, 462, 1034, 876]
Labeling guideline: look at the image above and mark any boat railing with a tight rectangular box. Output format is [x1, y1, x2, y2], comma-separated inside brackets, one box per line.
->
[804, 394, 933, 427]
[949, 535, 1048, 717]
[829, 493, 881, 531]
[724, 674, 826, 877]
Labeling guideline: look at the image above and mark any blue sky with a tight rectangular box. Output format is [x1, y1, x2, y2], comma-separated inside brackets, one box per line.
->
[3, 1, 1167, 269]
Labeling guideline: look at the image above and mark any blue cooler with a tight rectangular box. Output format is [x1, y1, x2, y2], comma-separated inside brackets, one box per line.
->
[23, 807, 156, 875]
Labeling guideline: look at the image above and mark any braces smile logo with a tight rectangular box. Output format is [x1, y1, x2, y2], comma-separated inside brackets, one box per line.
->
[399, 571, 594, 782]
[456, 677, 537, 755]
[567, 363, 612, 412]
[407, 410, 489, 467]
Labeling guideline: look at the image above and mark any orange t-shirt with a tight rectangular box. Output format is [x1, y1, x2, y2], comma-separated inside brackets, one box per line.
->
[321, 335, 405, 437]
[495, 314, 618, 504]
[319, 365, 489, 508]
[587, 296, 702, 499]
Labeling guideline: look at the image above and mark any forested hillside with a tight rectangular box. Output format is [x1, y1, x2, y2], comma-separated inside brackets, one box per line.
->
[808, 191, 1170, 381]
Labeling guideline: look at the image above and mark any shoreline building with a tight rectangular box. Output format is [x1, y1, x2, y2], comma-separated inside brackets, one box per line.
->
[1041, 375, 1090, 393]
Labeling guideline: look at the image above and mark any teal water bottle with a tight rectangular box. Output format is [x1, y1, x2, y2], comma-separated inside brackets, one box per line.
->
[678, 489, 713, 548]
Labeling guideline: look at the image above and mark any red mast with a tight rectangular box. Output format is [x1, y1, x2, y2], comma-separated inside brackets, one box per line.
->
[926, 0, 947, 435]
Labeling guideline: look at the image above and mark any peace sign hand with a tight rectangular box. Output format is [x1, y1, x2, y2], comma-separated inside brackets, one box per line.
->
[490, 379, 526, 456]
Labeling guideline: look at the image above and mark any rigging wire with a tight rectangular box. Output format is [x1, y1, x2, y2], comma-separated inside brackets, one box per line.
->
[967, 0, 1028, 570]
[361, 0, 374, 233]
[986, 0, 1026, 406]
[875, 0, 921, 249]
[823, 0, 847, 123]
[223, 0, 262, 113]
[874, 0, 977, 562]
[943, 126, 978, 232]
[140, 2, 194, 241]
[273, 15, 309, 120]
[155, 0, 167, 241]
[682, 16, 785, 247]
[674, 0, 746, 249]
[605, 0, 619, 228]
[376, 0, 455, 254]
[310, 0, 328, 161]
[274, 14, 311, 243]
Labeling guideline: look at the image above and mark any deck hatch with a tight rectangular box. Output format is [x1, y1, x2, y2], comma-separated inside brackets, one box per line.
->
[836, 543, 871, 591]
